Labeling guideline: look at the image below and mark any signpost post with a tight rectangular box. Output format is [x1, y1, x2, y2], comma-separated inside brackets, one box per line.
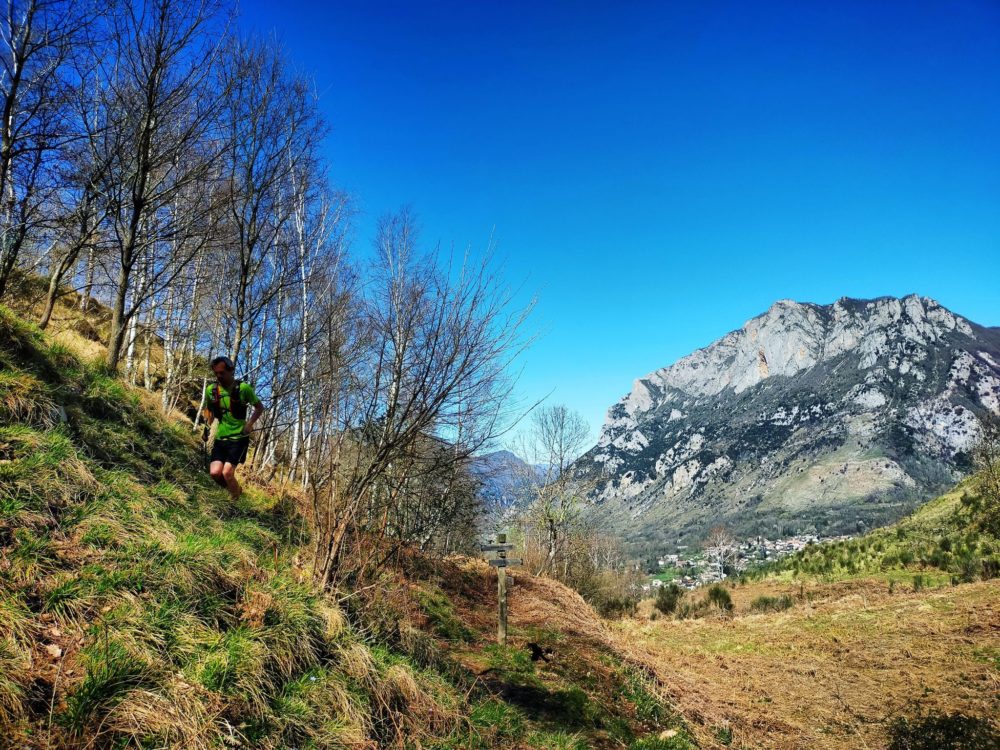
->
[481, 533, 521, 645]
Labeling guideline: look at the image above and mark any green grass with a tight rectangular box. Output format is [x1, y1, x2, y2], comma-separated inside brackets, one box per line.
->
[0, 302, 686, 749]
[650, 567, 682, 583]
[61, 639, 158, 736]
[749, 594, 793, 613]
[629, 733, 699, 750]
[416, 585, 476, 642]
[524, 730, 588, 749]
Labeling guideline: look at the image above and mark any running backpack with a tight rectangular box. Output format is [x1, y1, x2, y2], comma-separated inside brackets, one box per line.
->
[209, 380, 248, 421]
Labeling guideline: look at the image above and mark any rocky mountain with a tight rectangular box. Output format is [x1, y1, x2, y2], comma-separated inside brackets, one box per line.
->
[575, 295, 1000, 552]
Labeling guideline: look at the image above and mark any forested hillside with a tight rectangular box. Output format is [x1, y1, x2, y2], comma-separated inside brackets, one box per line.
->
[0, 0, 533, 532]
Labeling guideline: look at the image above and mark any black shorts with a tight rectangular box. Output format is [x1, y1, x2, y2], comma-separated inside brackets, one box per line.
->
[210, 437, 250, 466]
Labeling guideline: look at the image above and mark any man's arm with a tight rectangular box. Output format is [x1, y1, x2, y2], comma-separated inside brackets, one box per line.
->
[244, 402, 264, 434]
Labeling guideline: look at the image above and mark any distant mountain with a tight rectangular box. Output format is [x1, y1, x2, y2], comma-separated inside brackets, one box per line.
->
[470, 449, 544, 510]
[574, 295, 1000, 552]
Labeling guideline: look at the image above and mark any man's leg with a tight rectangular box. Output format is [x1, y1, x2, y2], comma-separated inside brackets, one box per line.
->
[209, 460, 227, 488]
[221, 462, 242, 500]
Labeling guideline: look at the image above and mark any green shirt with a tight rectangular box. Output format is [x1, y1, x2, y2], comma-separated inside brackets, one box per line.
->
[205, 381, 261, 441]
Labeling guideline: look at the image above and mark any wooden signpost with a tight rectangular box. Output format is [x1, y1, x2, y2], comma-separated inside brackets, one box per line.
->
[480, 533, 521, 645]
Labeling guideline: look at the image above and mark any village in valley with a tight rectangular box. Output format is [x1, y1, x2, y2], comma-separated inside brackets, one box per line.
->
[643, 533, 856, 591]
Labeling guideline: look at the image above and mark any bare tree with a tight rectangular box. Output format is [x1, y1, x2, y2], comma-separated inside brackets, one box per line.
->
[215, 35, 323, 365]
[702, 525, 738, 577]
[306, 209, 530, 589]
[98, 0, 227, 370]
[38, 49, 113, 328]
[514, 404, 593, 577]
[0, 0, 91, 298]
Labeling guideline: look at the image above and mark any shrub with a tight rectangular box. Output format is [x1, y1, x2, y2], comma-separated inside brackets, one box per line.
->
[654, 583, 684, 616]
[706, 584, 733, 612]
[749, 594, 792, 613]
[597, 596, 638, 619]
[887, 711, 1000, 750]
[675, 599, 711, 620]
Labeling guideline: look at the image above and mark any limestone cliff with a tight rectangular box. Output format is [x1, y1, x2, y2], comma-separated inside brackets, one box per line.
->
[576, 295, 1000, 549]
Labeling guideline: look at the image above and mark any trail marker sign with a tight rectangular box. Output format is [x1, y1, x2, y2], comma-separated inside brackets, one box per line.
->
[482, 533, 522, 644]
[480, 543, 514, 552]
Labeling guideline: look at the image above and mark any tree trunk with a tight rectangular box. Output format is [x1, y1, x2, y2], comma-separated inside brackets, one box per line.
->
[79, 248, 95, 311]
[105, 263, 131, 370]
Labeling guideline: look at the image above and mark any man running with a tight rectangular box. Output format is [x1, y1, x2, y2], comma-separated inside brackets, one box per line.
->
[202, 356, 264, 500]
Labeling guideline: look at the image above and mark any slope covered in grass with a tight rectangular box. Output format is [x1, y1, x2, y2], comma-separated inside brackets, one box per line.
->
[619, 473, 1000, 749]
[0, 305, 693, 749]
[618, 577, 999, 750]
[743, 479, 1000, 586]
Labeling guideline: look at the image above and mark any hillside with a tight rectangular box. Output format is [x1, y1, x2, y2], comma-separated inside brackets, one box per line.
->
[0, 305, 694, 750]
[745, 474, 999, 584]
[619, 578, 999, 750]
[618, 478, 1000, 749]
[575, 295, 1000, 552]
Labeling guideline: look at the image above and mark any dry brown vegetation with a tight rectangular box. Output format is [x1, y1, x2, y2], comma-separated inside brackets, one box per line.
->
[615, 577, 1000, 749]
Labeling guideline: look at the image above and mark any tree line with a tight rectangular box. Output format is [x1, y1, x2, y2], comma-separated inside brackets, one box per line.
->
[2, 0, 534, 590]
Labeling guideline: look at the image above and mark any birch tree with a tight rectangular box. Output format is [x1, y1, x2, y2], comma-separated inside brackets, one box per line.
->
[0, 0, 89, 298]
[98, 0, 227, 370]
[307, 209, 530, 589]
[514, 404, 592, 577]
[215, 35, 323, 365]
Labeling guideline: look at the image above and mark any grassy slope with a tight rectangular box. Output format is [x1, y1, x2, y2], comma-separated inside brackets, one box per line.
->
[750, 480, 999, 585]
[618, 579, 998, 750]
[0, 304, 696, 750]
[618, 480, 1000, 749]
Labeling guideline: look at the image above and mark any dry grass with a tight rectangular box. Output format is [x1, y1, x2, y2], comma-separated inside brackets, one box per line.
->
[508, 571, 611, 646]
[614, 578, 1000, 749]
[0, 298, 701, 749]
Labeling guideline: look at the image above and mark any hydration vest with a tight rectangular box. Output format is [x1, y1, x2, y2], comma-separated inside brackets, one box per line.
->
[209, 380, 248, 421]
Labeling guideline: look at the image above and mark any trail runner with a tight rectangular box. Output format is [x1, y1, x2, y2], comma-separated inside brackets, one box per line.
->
[202, 356, 264, 500]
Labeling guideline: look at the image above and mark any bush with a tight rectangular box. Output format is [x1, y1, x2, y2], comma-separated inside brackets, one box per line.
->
[654, 583, 684, 616]
[597, 596, 638, 619]
[705, 584, 733, 612]
[912, 574, 924, 592]
[888, 711, 1000, 750]
[675, 599, 711, 620]
[749, 594, 793, 614]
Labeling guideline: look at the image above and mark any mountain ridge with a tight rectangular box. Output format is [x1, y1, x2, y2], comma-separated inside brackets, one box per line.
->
[576, 294, 1000, 552]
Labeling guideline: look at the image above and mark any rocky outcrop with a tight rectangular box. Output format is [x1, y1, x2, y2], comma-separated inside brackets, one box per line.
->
[576, 295, 1000, 549]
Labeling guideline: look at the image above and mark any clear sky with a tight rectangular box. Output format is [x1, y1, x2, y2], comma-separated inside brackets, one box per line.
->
[237, 0, 1000, 441]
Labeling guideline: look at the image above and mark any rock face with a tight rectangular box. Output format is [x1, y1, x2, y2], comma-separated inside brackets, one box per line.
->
[575, 295, 1000, 551]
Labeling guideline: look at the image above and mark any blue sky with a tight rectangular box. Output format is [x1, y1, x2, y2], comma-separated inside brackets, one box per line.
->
[238, 0, 1000, 440]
